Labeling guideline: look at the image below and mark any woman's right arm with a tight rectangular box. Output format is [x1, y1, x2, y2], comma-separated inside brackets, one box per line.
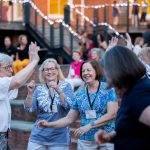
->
[9, 42, 39, 90]
[37, 109, 80, 128]
[24, 80, 37, 112]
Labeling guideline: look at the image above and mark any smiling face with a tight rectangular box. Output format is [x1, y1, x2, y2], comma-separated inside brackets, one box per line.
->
[43, 62, 58, 82]
[81, 62, 96, 84]
[0, 64, 13, 77]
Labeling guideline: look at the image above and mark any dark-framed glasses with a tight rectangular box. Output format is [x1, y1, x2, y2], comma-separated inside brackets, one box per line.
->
[0, 65, 13, 71]
[43, 67, 57, 72]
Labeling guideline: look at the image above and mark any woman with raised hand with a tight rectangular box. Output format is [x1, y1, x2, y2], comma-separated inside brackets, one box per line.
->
[37, 59, 118, 150]
[24, 58, 73, 150]
[0, 42, 39, 149]
[95, 45, 150, 150]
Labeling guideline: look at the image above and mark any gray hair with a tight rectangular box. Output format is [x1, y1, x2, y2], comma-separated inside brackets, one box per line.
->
[91, 48, 101, 58]
[0, 53, 13, 66]
[39, 58, 65, 83]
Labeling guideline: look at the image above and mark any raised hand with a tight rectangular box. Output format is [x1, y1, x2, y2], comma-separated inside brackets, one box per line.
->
[29, 42, 40, 63]
[106, 37, 118, 52]
[125, 33, 133, 50]
[27, 80, 35, 94]
[47, 81, 58, 89]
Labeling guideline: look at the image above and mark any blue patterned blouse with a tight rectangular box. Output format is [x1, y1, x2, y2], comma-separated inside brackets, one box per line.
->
[25, 80, 73, 146]
[72, 82, 117, 141]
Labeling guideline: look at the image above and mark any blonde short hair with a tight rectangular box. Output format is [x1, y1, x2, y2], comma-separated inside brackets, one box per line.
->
[134, 37, 143, 45]
[138, 47, 150, 65]
[39, 58, 65, 83]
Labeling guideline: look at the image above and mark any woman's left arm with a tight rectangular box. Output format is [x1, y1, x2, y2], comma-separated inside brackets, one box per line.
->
[74, 102, 118, 137]
[91, 101, 118, 128]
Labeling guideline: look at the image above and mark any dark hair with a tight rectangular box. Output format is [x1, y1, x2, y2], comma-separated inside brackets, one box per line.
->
[104, 45, 146, 89]
[80, 59, 102, 81]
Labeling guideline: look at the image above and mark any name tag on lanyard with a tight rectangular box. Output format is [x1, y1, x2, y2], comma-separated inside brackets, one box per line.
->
[85, 82, 100, 119]
[47, 85, 58, 113]
[52, 104, 58, 113]
[85, 110, 96, 119]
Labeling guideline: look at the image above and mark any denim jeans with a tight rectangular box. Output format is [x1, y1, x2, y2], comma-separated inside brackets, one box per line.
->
[0, 132, 9, 150]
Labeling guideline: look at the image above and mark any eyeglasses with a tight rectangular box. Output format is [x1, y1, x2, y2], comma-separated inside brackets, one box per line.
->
[43, 67, 57, 72]
[0, 65, 13, 71]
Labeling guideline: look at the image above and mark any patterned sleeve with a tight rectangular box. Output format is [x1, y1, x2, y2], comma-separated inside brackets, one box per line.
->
[107, 88, 118, 102]
[59, 82, 73, 110]
[71, 94, 79, 110]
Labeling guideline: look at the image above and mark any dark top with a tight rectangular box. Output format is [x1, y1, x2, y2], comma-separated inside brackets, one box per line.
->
[143, 31, 150, 47]
[132, 3, 139, 15]
[17, 45, 29, 60]
[113, 7, 119, 17]
[113, 76, 150, 150]
[1, 45, 17, 57]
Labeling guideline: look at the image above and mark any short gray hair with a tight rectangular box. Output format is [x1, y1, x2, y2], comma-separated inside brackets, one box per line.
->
[91, 48, 101, 58]
[39, 58, 65, 83]
[0, 53, 13, 66]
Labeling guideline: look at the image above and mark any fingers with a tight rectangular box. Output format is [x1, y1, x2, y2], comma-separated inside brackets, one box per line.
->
[94, 130, 106, 144]
[27, 80, 35, 89]
[125, 33, 131, 40]
[47, 81, 58, 89]
[36, 120, 47, 128]
[27, 80, 35, 93]
[29, 41, 40, 62]
[74, 128, 83, 138]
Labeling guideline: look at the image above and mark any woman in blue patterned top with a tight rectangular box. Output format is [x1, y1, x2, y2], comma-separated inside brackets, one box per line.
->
[37, 60, 118, 150]
[24, 58, 73, 150]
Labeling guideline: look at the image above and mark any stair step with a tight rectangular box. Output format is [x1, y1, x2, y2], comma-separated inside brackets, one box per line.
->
[11, 99, 37, 122]
[9, 120, 33, 150]
[11, 120, 34, 132]
[9, 120, 77, 150]
[10, 99, 24, 105]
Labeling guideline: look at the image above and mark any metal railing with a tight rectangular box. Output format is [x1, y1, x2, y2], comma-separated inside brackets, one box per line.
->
[69, 2, 150, 33]
[24, 2, 80, 57]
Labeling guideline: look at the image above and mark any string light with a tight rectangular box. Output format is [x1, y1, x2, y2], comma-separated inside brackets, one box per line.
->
[3, 0, 121, 39]
[1, 0, 81, 39]
[69, 2, 148, 9]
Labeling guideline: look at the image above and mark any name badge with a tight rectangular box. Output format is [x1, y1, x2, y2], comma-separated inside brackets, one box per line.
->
[52, 104, 58, 113]
[85, 110, 96, 119]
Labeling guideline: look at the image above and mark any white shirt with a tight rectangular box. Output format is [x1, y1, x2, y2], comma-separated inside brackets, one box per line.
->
[133, 45, 142, 55]
[0, 76, 18, 132]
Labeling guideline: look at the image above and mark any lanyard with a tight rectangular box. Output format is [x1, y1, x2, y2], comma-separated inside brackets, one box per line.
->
[46, 83, 55, 111]
[86, 82, 100, 110]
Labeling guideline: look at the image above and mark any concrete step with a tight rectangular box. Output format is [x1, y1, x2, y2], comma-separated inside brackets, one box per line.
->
[9, 120, 33, 150]
[11, 99, 81, 128]
[9, 120, 77, 150]
[11, 100, 37, 122]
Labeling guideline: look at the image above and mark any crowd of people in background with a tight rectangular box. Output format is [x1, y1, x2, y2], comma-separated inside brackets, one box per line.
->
[0, 34, 30, 74]
[0, 21, 150, 150]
